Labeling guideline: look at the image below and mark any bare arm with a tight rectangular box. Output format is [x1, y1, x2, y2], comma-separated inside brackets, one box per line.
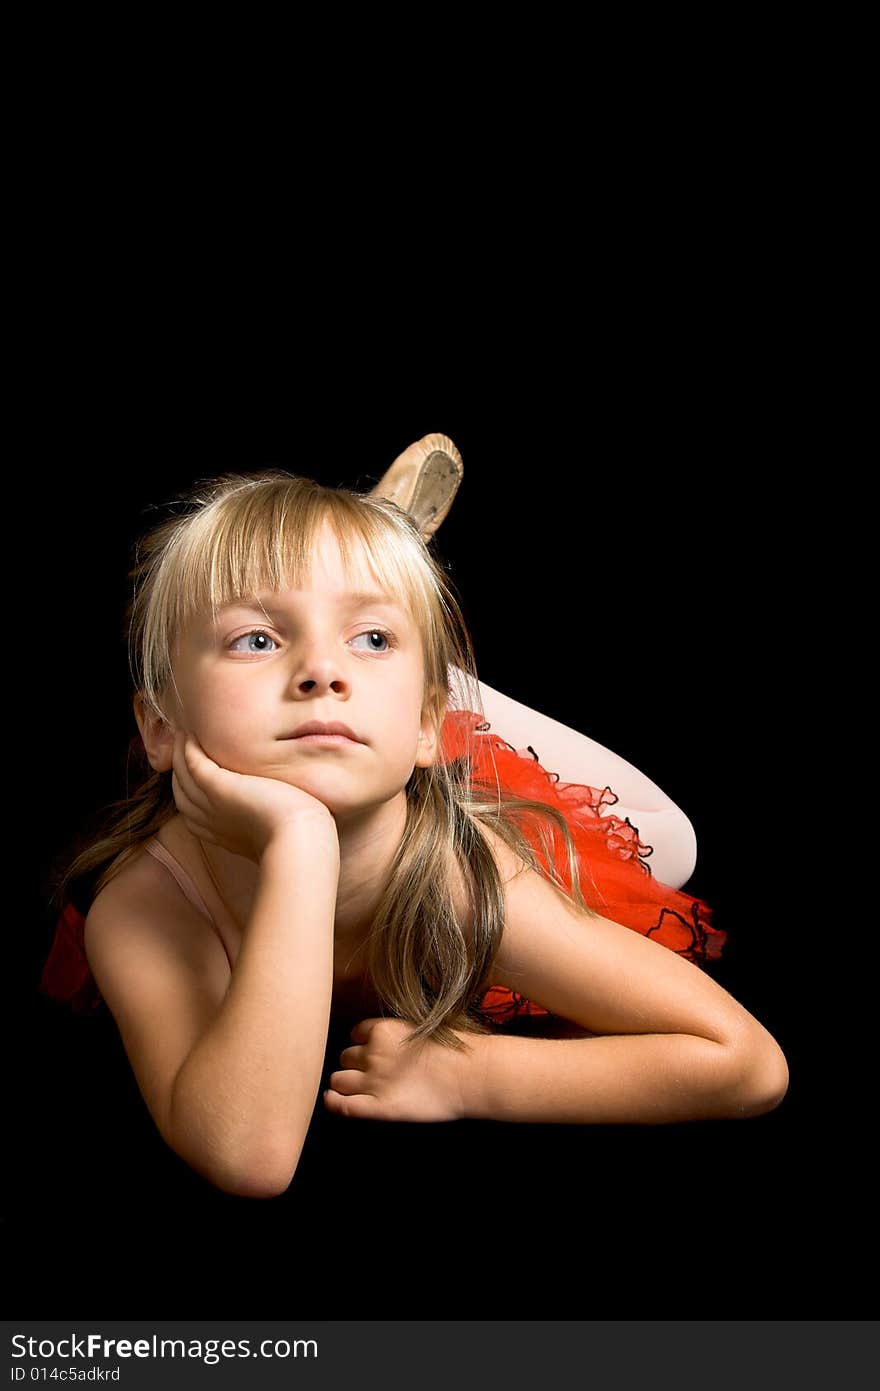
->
[455, 831, 789, 1126]
[460, 1029, 786, 1125]
[169, 829, 340, 1196]
[448, 665, 698, 889]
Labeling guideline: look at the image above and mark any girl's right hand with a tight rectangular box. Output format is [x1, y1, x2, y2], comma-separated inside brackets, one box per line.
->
[170, 730, 340, 865]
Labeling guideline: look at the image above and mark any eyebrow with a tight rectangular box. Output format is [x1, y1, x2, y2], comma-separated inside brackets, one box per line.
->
[216, 590, 407, 618]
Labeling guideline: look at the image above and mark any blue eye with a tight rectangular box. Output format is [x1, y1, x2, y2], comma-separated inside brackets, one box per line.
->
[352, 629, 395, 652]
[228, 627, 397, 655]
[229, 629, 280, 654]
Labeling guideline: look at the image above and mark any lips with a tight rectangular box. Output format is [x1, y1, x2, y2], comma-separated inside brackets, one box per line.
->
[283, 720, 364, 742]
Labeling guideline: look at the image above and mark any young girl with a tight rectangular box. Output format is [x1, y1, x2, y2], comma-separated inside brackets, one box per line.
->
[40, 449, 788, 1200]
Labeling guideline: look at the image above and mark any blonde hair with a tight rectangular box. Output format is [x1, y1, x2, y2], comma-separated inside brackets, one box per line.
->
[49, 470, 601, 1050]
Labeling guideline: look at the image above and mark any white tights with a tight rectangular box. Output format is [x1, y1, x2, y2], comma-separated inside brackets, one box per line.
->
[448, 667, 698, 892]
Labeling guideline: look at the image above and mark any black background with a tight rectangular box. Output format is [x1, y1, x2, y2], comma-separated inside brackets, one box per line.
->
[13, 319, 860, 1319]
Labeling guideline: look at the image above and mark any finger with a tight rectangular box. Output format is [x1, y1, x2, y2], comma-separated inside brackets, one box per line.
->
[170, 755, 197, 810]
[350, 1017, 384, 1042]
[338, 1044, 368, 1069]
[179, 733, 236, 802]
[181, 730, 212, 768]
[171, 783, 213, 841]
[172, 732, 210, 809]
[170, 761, 211, 830]
[327, 1068, 375, 1097]
[324, 1090, 380, 1120]
[175, 730, 203, 781]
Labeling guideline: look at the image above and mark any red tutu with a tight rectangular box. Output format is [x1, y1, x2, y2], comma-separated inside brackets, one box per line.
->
[40, 709, 725, 1026]
[439, 710, 725, 1025]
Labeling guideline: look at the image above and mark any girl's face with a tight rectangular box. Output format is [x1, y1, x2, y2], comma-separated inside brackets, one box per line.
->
[164, 523, 438, 821]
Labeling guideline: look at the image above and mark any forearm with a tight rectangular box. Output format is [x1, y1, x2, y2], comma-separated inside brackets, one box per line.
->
[169, 832, 339, 1196]
[461, 1031, 780, 1126]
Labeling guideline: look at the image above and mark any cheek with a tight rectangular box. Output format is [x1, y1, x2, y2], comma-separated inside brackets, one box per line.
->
[191, 703, 263, 764]
[374, 699, 424, 746]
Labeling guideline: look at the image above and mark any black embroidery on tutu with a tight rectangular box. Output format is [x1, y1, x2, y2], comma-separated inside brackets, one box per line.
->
[645, 903, 715, 964]
[598, 811, 656, 881]
[623, 817, 655, 863]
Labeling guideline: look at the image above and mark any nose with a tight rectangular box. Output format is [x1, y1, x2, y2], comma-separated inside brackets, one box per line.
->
[289, 643, 350, 696]
[298, 674, 347, 693]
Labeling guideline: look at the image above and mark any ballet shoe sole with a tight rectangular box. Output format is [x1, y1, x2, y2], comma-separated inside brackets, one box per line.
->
[369, 432, 464, 538]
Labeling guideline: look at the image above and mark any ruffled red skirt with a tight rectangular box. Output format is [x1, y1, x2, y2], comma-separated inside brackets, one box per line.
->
[40, 709, 726, 1025]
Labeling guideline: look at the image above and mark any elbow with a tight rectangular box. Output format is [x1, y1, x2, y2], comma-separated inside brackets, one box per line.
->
[226, 1136, 306, 1198]
[211, 1152, 300, 1200]
[222, 1172, 294, 1201]
[166, 1082, 306, 1198]
[172, 1135, 303, 1200]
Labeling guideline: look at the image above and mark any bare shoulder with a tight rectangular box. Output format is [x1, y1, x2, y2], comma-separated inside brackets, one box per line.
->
[474, 818, 583, 970]
[83, 845, 232, 1144]
[85, 846, 228, 983]
[476, 821, 532, 883]
[473, 819, 767, 1048]
[445, 821, 531, 943]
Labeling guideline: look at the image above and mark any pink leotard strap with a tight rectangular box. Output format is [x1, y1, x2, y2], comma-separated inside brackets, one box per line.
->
[143, 837, 216, 926]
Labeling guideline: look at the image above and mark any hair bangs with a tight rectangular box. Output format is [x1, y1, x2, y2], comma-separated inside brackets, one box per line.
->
[138, 472, 448, 720]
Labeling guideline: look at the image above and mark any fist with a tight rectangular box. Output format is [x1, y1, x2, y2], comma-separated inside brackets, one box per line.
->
[171, 729, 340, 864]
[323, 1016, 474, 1123]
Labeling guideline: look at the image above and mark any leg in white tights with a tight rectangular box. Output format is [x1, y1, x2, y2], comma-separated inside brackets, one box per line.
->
[447, 666, 698, 892]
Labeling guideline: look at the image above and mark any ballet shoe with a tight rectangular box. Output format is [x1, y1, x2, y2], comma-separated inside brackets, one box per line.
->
[369, 432, 463, 540]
